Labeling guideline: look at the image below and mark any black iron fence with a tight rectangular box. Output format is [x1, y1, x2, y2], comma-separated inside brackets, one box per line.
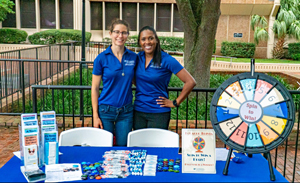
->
[0, 59, 93, 114]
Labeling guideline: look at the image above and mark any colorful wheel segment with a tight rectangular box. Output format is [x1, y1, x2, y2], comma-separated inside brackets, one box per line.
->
[210, 72, 295, 154]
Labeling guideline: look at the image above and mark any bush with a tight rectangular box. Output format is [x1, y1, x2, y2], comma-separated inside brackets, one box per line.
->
[0, 28, 27, 44]
[221, 41, 256, 58]
[291, 53, 300, 61]
[288, 43, 300, 60]
[28, 29, 92, 45]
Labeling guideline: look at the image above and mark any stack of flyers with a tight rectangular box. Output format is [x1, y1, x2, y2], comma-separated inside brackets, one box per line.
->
[20, 113, 39, 170]
[21, 113, 39, 147]
[143, 155, 157, 176]
[40, 111, 58, 165]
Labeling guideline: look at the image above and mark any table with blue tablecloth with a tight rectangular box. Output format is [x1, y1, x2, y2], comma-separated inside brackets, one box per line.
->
[0, 146, 288, 182]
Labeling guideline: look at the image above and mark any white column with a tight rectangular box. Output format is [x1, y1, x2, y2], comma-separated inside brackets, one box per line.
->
[154, 3, 157, 29]
[171, 3, 174, 36]
[103, 2, 105, 38]
[16, 0, 21, 29]
[86, 0, 91, 32]
[226, 15, 229, 40]
[267, 3, 280, 58]
[137, 3, 139, 31]
[55, 0, 60, 29]
[0, 22, 2, 29]
[73, 0, 81, 30]
[35, 0, 40, 31]
[120, 2, 122, 20]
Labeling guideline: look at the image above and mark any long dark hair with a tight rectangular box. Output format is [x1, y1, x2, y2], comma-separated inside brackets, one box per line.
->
[138, 26, 162, 66]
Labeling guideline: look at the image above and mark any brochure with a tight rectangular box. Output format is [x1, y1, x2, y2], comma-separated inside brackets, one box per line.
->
[182, 129, 216, 174]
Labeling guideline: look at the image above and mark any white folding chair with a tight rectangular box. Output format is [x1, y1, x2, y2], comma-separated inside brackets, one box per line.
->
[127, 128, 179, 147]
[59, 127, 113, 147]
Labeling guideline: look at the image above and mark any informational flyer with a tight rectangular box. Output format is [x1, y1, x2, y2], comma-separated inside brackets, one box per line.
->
[22, 126, 39, 147]
[182, 129, 216, 174]
[45, 163, 82, 182]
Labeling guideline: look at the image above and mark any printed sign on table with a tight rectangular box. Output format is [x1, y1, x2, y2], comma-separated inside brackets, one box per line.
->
[182, 129, 216, 174]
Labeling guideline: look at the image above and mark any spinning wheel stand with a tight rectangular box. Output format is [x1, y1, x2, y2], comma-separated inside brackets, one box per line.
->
[222, 148, 275, 181]
[210, 59, 295, 181]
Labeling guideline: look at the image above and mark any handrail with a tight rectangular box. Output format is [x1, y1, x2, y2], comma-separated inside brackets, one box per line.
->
[212, 55, 237, 66]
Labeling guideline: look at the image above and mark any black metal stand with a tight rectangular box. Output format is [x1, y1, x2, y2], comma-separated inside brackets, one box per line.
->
[223, 148, 233, 175]
[266, 152, 276, 181]
[223, 149, 275, 181]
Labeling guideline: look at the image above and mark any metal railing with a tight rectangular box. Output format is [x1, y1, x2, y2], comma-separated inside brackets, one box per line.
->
[0, 59, 93, 114]
[212, 55, 236, 66]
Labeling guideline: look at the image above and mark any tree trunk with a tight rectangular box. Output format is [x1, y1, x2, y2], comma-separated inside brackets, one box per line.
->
[176, 0, 221, 88]
[272, 36, 286, 59]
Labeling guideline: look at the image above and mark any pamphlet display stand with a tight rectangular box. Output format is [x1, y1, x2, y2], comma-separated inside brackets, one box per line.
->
[210, 59, 295, 181]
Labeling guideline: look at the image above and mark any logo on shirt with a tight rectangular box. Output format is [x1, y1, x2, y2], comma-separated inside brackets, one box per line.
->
[149, 63, 161, 69]
[124, 60, 135, 66]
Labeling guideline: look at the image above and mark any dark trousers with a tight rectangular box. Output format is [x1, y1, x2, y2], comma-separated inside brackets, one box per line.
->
[133, 110, 171, 130]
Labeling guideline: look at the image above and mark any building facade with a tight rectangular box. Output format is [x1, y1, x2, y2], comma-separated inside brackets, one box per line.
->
[0, 0, 280, 58]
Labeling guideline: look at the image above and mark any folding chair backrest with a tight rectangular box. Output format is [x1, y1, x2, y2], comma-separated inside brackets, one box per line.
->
[59, 127, 113, 147]
[127, 128, 179, 147]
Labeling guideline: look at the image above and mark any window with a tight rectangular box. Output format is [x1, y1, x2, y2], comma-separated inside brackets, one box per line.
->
[139, 3, 154, 29]
[40, 0, 56, 29]
[2, 0, 16, 28]
[122, 3, 137, 31]
[105, 2, 119, 30]
[91, 2, 103, 30]
[20, 0, 36, 28]
[60, 0, 73, 29]
[173, 4, 183, 32]
[156, 4, 171, 32]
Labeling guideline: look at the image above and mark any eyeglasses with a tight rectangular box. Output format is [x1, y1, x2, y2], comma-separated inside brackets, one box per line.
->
[112, 30, 129, 36]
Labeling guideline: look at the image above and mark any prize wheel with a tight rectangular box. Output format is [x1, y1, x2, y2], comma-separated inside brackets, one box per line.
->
[210, 72, 295, 154]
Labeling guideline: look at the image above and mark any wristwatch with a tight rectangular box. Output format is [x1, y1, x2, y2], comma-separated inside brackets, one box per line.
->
[173, 100, 179, 107]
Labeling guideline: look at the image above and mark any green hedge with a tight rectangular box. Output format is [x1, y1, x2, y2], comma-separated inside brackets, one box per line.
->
[0, 28, 27, 44]
[221, 41, 256, 58]
[105, 35, 216, 53]
[291, 53, 300, 61]
[288, 43, 300, 60]
[28, 29, 92, 45]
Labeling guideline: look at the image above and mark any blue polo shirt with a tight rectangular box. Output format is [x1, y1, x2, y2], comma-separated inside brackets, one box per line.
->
[134, 51, 184, 113]
[92, 46, 137, 107]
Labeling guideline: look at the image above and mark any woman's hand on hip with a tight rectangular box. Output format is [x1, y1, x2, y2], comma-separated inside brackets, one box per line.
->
[93, 117, 103, 129]
[156, 96, 175, 108]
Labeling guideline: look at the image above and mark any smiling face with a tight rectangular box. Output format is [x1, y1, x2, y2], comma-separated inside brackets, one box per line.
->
[109, 24, 129, 47]
[139, 29, 157, 56]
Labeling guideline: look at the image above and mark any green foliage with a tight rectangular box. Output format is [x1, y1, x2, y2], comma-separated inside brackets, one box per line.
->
[28, 29, 92, 45]
[291, 53, 300, 60]
[24, 71, 299, 120]
[0, 0, 14, 21]
[221, 41, 256, 58]
[288, 42, 300, 60]
[0, 28, 27, 43]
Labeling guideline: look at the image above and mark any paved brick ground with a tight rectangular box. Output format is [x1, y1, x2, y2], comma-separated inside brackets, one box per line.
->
[0, 116, 300, 182]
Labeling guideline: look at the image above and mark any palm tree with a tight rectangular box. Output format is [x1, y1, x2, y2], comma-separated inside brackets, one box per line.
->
[251, 2, 300, 59]
[272, 9, 300, 58]
[250, 15, 269, 45]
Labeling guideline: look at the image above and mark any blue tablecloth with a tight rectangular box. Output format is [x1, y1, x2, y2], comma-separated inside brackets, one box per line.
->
[0, 146, 288, 182]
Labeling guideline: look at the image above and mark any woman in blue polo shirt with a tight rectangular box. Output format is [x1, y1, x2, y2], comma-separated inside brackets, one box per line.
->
[91, 19, 137, 146]
[134, 26, 196, 130]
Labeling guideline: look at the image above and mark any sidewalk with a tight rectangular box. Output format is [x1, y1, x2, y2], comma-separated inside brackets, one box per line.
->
[0, 116, 300, 182]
